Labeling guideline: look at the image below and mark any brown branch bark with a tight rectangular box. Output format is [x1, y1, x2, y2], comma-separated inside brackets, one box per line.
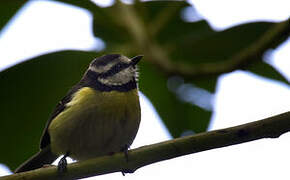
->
[2, 111, 290, 180]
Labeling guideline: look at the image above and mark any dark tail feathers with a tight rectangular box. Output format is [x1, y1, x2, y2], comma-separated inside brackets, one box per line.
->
[15, 145, 58, 173]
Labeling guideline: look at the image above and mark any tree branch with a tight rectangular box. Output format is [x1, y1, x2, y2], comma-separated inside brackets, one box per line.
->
[2, 111, 290, 180]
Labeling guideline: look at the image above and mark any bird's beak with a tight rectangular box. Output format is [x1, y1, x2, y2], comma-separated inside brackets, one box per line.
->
[130, 55, 143, 66]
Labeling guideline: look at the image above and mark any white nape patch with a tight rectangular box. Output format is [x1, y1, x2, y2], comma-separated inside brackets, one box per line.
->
[89, 61, 118, 73]
[98, 67, 137, 86]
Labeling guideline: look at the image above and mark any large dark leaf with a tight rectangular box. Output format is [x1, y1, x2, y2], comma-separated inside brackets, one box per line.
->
[139, 62, 212, 138]
[0, 1, 27, 32]
[248, 60, 289, 84]
[93, 1, 214, 51]
[0, 50, 100, 170]
[132, 1, 214, 43]
[170, 22, 276, 64]
[168, 21, 289, 85]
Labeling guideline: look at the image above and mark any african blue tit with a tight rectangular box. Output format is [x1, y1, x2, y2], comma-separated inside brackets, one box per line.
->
[15, 54, 142, 173]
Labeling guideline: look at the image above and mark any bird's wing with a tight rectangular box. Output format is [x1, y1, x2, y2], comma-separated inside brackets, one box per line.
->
[40, 84, 82, 149]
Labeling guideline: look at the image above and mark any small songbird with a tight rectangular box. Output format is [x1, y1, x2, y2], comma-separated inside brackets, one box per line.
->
[15, 54, 142, 173]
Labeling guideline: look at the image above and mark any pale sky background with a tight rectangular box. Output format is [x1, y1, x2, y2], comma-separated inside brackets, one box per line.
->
[0, 0, 290, 179]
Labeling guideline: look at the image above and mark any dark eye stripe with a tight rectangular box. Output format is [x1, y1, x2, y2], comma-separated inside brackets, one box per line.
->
[99, 62, 130, 78]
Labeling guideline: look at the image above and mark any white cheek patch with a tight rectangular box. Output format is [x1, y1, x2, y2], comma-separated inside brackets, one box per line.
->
[98, 67, 135, 86]
[119, 55, 131, 63]
[89, 62, 117, 73]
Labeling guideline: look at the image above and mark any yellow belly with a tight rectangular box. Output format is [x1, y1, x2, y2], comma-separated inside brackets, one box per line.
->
[48, 87, 141, 160]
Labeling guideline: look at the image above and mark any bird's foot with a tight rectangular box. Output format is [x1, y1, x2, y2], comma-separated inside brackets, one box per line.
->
[121, 144, 131, 176]
[57, 151, 70, 174]
[121, 169, 135, 176]
[121, 144, 130, 162]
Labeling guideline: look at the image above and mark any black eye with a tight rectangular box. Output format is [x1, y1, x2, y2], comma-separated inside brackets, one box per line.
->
[116, 63, 122, 69]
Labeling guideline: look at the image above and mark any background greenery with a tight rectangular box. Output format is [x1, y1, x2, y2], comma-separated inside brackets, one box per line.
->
[0, 0, 289, 171]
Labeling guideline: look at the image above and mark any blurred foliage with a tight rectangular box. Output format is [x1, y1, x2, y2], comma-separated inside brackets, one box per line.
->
[139, 62, 212, 137]
[0, 0, 289, 170]
[171, 22, 275, 64]
[0, 51, 100, 170]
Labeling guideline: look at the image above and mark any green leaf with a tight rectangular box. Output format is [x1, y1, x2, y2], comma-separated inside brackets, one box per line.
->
[0, 50, 100, 170]
[139, 61, 212, 138]
[89, 1, 214, 52]
[170, 22, 276, 64]
[92, 6, 131, 46]
[0, 1, 27, 32]
[248, 60, 289, 84]
[133, 1, 214, 43]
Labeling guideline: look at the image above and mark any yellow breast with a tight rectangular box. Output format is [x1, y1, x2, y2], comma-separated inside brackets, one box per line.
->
[48, 87, 141, 160]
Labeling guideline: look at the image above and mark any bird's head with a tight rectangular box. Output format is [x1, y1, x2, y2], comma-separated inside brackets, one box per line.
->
[85, 54, 142, 91]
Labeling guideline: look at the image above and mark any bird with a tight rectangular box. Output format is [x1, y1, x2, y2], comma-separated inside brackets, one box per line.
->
[15, 54, 142, 173]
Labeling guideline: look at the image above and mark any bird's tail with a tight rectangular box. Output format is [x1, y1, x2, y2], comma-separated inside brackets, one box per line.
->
[14, 145, 58, 173]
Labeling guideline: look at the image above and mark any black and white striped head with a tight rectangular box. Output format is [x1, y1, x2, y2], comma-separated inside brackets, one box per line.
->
[84, 54, 142, 92]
